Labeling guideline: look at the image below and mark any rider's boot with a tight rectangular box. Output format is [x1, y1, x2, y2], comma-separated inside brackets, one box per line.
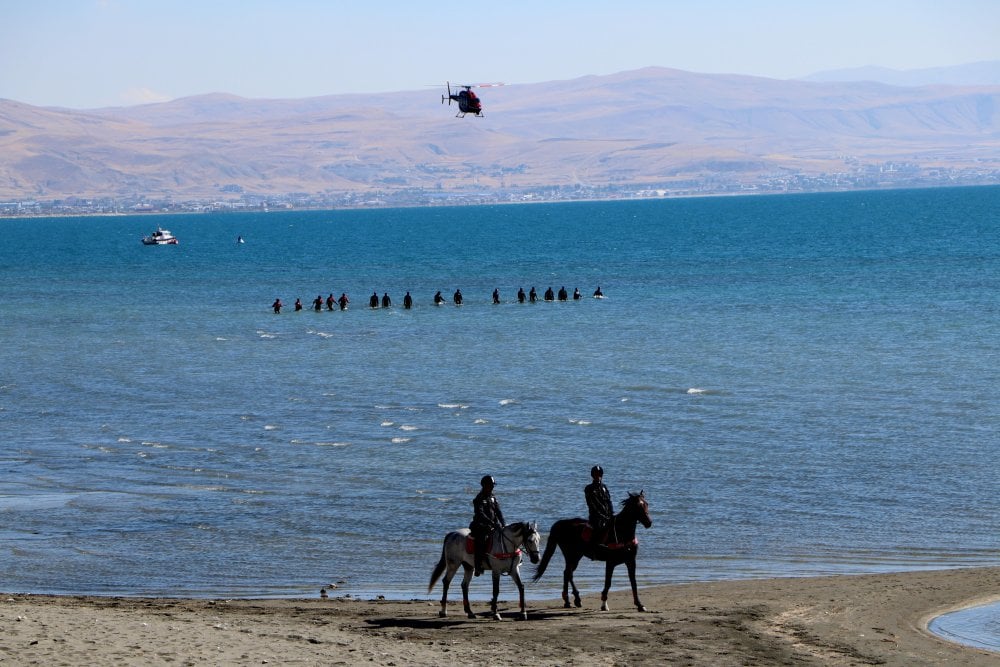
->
[474, 541, 484, 576]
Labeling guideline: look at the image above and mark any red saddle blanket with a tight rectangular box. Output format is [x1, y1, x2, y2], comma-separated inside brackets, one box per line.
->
[465, 535, 521, 559]
[577, 521, 637, 550]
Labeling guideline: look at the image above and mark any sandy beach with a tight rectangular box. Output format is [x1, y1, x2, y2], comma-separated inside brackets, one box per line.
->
[2, 567, 998, 666]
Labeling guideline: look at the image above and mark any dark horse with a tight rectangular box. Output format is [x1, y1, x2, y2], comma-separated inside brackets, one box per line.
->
[533, 491, 652, 611]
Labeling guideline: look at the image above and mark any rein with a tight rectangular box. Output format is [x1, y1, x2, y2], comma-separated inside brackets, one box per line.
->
[494, 522, 532, 560]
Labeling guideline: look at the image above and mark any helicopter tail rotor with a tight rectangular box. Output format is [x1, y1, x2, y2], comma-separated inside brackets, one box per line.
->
[442, 81, 452, 105]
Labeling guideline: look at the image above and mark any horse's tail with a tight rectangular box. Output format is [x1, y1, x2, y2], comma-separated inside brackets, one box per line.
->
[532, 521, 563, 583]
[428, 538, 449, 593]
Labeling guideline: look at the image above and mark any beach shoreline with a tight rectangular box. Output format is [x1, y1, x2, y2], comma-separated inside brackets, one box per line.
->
[3, 567, 998, 665]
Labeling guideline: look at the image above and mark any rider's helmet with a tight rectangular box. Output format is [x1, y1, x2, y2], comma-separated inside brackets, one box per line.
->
[591, 465, 603, 478]
[480, 475, 495, 489]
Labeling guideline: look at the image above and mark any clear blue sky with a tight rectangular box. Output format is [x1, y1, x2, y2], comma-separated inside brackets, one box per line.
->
[2, 0, 998, 109]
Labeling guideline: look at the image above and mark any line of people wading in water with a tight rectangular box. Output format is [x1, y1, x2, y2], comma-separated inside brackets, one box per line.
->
[272, 285, 605, 313]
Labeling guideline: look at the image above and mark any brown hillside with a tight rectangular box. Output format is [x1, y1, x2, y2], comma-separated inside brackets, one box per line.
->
[1, 67, 998, 200]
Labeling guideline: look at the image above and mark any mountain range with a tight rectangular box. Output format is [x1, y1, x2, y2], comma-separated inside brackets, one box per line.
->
[2, 65, 999, 204]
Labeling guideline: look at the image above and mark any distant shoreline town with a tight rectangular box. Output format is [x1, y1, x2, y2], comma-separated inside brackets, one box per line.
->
[3, 172, 999, 218]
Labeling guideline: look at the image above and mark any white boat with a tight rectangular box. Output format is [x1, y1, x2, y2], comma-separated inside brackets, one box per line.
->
[142, 227, 178, 245]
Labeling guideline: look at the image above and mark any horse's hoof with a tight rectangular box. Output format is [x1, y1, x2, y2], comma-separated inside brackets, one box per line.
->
[438, 610, 447, 618]
[519, 612, 528, 621]
[574, 598, 582, 608]
[492, 613, 502, 621]
[466, 612, 476, 620]
[563, 601, 572, 609]
[600, 602, 610, 612]
[637, 605, 648, 613]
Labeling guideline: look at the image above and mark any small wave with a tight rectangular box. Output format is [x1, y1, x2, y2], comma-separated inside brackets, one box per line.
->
[391, 437, 411, 444]
[473, 419, 488, 425]
[568, 418, 592, 426]
[117, 437, 132, 443]
[380, 420, 394, 427]
[315, 441, 349, 447]
[687, 387, 708, 394]
[438, 403, 469, 409]
[399, 425, 418, 432]
[264, 424, 279, 431]
[499, 398, 517, 406]
[214, 337, 228, 341]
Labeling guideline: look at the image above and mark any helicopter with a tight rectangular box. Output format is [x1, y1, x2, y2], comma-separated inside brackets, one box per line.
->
[441, 81, 504, 117]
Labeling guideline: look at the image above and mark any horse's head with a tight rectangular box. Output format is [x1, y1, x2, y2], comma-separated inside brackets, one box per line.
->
[521, 521, 541, 564]
[624, 491, 652, 529]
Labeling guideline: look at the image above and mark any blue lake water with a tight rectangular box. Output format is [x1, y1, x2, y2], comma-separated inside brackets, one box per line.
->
[930, 601, 1000, 654]
[1, 187, 998, 603]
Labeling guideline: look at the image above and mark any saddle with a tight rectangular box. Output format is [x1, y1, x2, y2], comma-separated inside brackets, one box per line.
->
[465, 532, 521, 560]
[577, 520, 637, 551]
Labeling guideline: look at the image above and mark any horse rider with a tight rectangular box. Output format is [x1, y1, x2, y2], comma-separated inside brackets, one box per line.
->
[585, 465, 614, 544]
[471, 475, 505, 576]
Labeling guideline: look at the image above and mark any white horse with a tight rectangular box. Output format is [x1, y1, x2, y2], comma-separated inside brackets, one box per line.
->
[428, 521, 541, 620]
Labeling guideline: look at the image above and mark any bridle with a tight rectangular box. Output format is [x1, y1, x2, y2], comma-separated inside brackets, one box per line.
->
[500, 521, 539, 559]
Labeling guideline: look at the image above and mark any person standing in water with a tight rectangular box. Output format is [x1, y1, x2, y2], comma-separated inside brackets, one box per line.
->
[403, 291, 413, 309]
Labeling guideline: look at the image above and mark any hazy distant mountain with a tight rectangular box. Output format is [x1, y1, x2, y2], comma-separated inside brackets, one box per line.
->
[1, 66, 999, 202]
[802, 60, 1000, 86]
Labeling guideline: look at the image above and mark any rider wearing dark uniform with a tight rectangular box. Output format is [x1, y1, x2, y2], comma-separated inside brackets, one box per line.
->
[470, 475, 505, 576]
[585, 465, 614, 544]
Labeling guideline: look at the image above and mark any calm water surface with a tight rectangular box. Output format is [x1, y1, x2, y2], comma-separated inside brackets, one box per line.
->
[1, 187, 998, 601]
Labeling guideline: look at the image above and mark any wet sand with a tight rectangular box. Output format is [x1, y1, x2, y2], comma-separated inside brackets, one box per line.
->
[3, 567, 999, 665]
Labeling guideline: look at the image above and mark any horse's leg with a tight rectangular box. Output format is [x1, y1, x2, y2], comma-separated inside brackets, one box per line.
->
[461, 562, 475, 619]
[627, 555, 646, 612]
[439, 553, 463, 618]
[491, 570, 502, 621]
[439, 567, 452, 618]
[510, 567, 527, 620]
[564, 553, 583, 608]
[600, 561, 615, 611]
